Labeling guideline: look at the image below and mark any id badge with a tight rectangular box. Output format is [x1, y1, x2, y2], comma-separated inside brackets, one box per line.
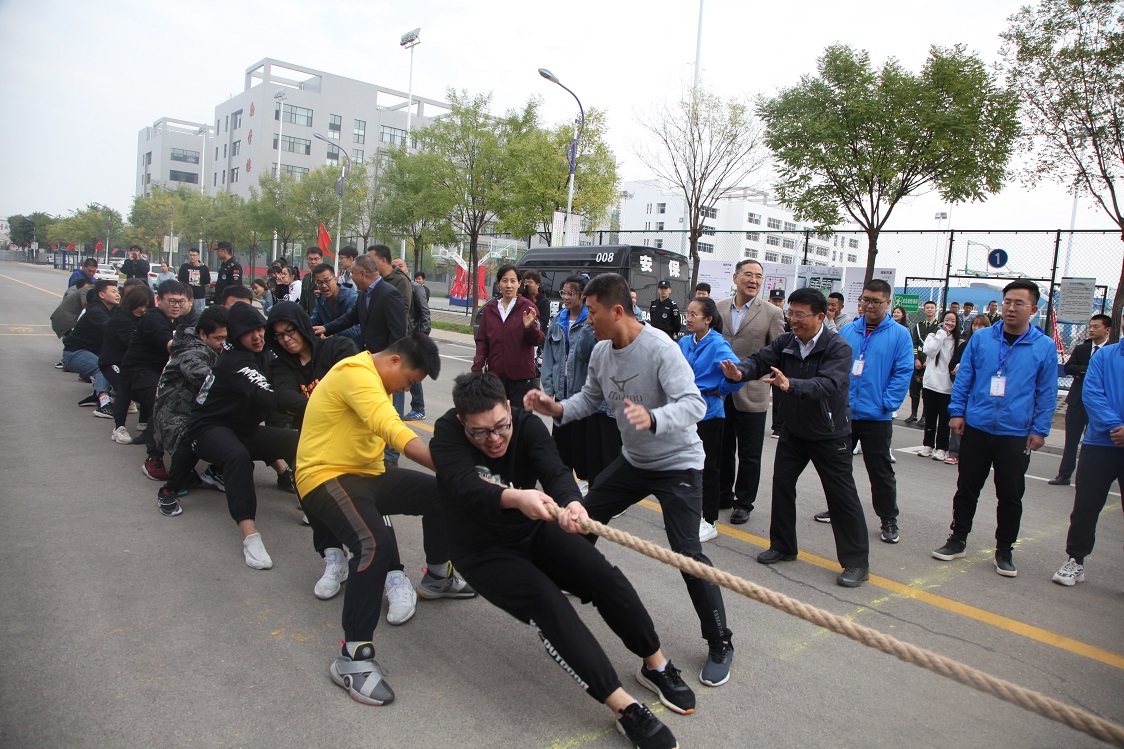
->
[851, 359, 865, 376]
[990, 376, 1006, 397]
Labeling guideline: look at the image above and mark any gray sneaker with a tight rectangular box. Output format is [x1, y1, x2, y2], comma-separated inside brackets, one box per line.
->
[330, 643, 395, 706]
[416, 565, 477, 600]
[699, 637, 733, 687]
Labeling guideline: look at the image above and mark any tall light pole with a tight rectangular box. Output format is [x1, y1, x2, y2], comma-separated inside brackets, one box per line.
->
[314, 133, 352, 274]
[197, 125, 209, 259]
[272, 88, 287, 262]
[89, 202, 111, 263]
[933, 210, 948, 277]
[538, 68, 585, 246]
[400, 27, 421, 262]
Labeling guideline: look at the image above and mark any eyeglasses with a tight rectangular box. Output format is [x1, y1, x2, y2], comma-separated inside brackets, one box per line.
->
[788, 311, 817, 321]
[464, 421, 512, 441]
[1001, 299, 1031, 309]
[737, 272, 764, 280]
[685, 312, 709, 319]
[559, 290, 578, 297]
[314, 277, 335, 288]
[858, 296, 887, 306]
[164, 298, 189, 307]
[273, 327, 301, 341]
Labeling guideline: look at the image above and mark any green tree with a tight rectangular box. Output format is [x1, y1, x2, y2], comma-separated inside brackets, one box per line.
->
[1000, 0, 1124, 340]
[248, 173, 303, 263]
[758, 44, 1021, 283]
[7, 214, 32, 246]
[637, 86, 768, 286]
[294, 163, 368, 254]
[375, 148, 456, 273]
[501, 107, 620, 244]
[127, 189, 175, 259]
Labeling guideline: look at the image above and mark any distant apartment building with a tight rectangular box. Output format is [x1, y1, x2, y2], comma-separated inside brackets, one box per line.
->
[616, 180, 864, 267]
[136, 58, 449, 200]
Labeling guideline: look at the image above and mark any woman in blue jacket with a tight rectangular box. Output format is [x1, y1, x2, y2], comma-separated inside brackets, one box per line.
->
[680, 296, 745, 542]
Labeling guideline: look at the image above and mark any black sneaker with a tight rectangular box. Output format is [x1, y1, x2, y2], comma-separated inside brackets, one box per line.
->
[904, 414, 917, 424]
[700, 636, 733, 686]
[814, 510, 832, 523]
[636, 662, 695, 714]
[55, 361, 64, 370]
[201, 465, 225, 492]
[995, 548, 1017, 577]
[932, 536, 967, 560]
[276, 467, 296, 494]
[880, 520, 899, 544]
[616, 703, 677, 749]
[157, 486, 183, 517]
[92, 403, 114, 419]
[78, 393, 97, 407]
[837, 566, 869, 587]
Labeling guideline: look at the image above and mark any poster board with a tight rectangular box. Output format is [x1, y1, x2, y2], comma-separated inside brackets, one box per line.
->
[843, 267, 896, 316]
[1056, 277, 1097, 323]
[696, 259, 737, 300]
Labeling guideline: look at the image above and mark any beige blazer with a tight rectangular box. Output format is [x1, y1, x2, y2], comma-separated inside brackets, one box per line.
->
[718, 295, 787, 412]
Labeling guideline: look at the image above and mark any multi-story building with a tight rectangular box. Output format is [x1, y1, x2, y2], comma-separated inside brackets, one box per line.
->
[136, 58, 449, 200]
[616, 179, 865, 267]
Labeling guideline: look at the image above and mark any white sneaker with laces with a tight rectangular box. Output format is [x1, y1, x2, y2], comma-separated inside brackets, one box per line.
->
[314, 548, 349, 600]
[111, 426, 133, 444]
[1052, 558, 1085, 587]
[384, 570, 417, 625]
[932, 449, 948, 461]
[243, 532, 273, 570]
[917, 446, 933, 458]
[699, 519, 718, 543]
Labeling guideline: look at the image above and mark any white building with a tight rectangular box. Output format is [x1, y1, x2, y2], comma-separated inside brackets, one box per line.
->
[137, 58, 449, 201]
[616, 179, 865, 267]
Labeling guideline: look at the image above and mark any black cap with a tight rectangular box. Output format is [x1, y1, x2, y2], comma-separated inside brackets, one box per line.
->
[216, 241, 232, 251]
[657, 279, 671, 288]
[769, 289, 786, 301]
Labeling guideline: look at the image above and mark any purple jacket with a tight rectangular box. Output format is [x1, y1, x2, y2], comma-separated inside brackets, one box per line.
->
[472, 295, 545, 381]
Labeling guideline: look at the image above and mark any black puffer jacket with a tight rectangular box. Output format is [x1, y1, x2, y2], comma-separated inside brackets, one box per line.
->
[63, 292, 112, 354]
[153, 323, 220, 453]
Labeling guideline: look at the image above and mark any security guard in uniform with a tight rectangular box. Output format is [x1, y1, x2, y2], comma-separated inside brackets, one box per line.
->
[648, 279, 681, 338]
[213, 241, 243, 305]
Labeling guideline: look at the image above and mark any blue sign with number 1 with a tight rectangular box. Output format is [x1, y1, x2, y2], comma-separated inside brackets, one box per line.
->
[988, 248, 1008, 269]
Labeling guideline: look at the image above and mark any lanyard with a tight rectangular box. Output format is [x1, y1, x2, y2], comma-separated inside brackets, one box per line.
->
[996, 328, 1029, 375]
[858, 324, 877, 360]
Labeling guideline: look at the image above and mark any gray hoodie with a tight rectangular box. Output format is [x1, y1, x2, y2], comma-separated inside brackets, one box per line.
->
[560, 324, 706, 471]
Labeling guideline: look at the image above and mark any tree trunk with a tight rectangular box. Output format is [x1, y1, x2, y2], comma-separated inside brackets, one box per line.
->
[863, 229, 880, 285]
[1112, 250, 1123, 344]
[469, 234, 480, 319]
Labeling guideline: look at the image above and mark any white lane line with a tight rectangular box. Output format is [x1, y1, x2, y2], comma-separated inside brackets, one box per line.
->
[1026, 473, 1121, 497]
[439, 354, 474, 363]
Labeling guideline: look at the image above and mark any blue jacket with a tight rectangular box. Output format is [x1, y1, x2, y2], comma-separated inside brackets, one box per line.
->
[541, 305, 597, 400]
[949, 322, 1057, 437]
[840, 314, 914, 421]
[1081, 342, 1124, 448]
[679, 328, 744, 420]
[310, 283, 360, 343]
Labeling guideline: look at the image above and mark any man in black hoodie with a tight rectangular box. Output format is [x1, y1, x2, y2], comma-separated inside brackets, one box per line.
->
[188, 303, 301, 570]
[63, 280, 119, 412]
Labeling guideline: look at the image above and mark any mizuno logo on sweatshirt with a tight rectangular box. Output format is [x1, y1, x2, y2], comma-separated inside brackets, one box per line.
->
[237, 366, 273, 391]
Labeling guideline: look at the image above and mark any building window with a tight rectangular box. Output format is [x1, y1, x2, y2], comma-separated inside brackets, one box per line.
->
[642, 238, 650, 246]
[231, 140, 241, 156]
[232, 110, 243, 130]
[698, 242, 715, 253]
[214, 147, 218, 161]
[276, 103, 313, 127]
[352, 149, 364, 162]
[229, 167, 239, 184]
[767, 217, 782, 230]
[657, 202, 666, 214]
[766, 235, 781, 246]
[223, 144, 227, 158]
[848, 238, 860, 249]
[144, 151, 153, 166]
[745, 232, 760, 242]
[783, 221, 797, 232]
[744, 248, 758, 258]
[655, 222, 664, 231]
[814, 245, 828, 257]
[380, 125, 410, 147]
[326, 144, 339, 163]
[145, 173, 151, 184]
[701, 226, 716, 236]
[328, 114, 342, 139]
[701, 205, 718, 219]
[765, 251, 779, 262]
[782, 255, 794, 263]
[272, 163, 310, 179]
[654, 239, 664, 249]
[169, 147, 199, 164]
[353, 119, 366, 144]
[747, 212, 761, 225]
[274, 134, 312, 155]
[644, 222, 650, 230]
[213, 173, 217, 187]
[782, 238, 796, 250]
[847, 254, 858, 263]
[224, 115, 229, 133]
[169, 169, 198, 184]
[646, 203, 652, 214]
[221, 169, 226, 184]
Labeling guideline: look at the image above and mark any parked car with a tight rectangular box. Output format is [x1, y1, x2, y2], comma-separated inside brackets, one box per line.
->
[95, 264, 119, 282]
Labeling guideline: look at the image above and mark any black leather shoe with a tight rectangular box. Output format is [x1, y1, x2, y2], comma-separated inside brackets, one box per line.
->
[837, 567, 870, 587]
[1047, 475, 1071, 486]
[756, 549, 797, 564]
[730, 508, 751, 525]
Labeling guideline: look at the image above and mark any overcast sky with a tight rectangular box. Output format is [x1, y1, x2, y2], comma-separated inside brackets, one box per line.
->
[0, 0, 1117, 235]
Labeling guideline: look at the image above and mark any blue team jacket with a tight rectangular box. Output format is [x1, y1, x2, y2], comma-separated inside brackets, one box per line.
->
[1082, 342, 1124, 448]
[839, 314, 915, 421]
[679, 328, 745, 420]
[949, 321, 1057, 437]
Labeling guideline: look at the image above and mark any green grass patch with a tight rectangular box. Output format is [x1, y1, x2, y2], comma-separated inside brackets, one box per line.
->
[432, 320, 474, 336]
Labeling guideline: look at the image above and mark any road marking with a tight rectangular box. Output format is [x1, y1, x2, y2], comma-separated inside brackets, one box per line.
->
[1027, 472, 1120, 497]
[0, 273, 63, 298]
[635, 498, 1124, 671]
[0, 333, 55, 336]
[408, 421, 435, 434]
[439, 354, 475, 363]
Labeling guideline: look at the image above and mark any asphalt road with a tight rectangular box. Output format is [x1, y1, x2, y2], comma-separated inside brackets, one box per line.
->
[0, 260, 1121, 749]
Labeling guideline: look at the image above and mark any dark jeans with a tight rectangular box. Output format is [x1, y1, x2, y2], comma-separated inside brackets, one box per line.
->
[921, 388, 952, 450]
[583, 456, 729, 644]
[719, 402, 766, 513]
[771, 433, 870, 568]
[949, 425, 1031, 549]
[409, 381, 425, 413]
[457, 521, 660, 704]
[501, 377, 536, 407]
[384, 390, 405, 465]
[301, 470, 449, 642]
[193, 425, 299, 524]
[850, 420, 898, 521]
[697, 418, 725, 524]
[122, 369, 160, 458]
[909, 371, 923, 416]
[1056, 401, 1087, 481]
[1064, 444, 1124, 563]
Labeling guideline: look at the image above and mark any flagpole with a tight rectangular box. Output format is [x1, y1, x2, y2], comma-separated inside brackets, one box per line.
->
[313, 132, 352, 274]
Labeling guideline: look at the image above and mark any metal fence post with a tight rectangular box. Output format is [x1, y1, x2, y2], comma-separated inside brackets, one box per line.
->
[942, 230, 955, 309]
[802, 229, 810, 264]
[1045, 229, 1063, 333]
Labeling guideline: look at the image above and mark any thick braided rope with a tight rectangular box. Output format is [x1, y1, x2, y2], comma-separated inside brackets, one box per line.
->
[551, 506, 1124, 748]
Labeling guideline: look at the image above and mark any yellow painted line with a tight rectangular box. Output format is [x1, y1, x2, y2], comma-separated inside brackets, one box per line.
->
[0, 333, 55, 336]
[635, 499, 1124, 670]
[0, 273, 62, 298]
[409, 421, 435, 434]
[4, 324, 51, 327]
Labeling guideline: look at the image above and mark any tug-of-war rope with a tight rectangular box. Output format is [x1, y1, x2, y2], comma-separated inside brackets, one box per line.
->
[548, 505, 1124, 747]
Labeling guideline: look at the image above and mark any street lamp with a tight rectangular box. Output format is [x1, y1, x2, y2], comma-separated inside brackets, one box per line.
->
[314, 132, 352, 274]
[538, 68, 585, 246]
[273, 88, 287, 262]
[400, 28, 421, 142]
[197, 124, 210, 259]
[933, 210, 949, 277]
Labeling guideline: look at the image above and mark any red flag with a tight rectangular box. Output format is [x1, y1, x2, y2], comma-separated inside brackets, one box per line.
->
[317, 222, 335, 258]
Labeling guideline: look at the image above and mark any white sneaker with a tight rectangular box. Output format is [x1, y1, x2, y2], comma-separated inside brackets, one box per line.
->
[314, 548, 349, 600]
[243, 533, 273, 570]
[889, 451, 897, 464]
[932, 449, 948, 461]
[111, 426, 133, 444]
[128, 401, 138, 414]
[852, 443, 862, 455]
[385, 570, 417, 625]
[137, 422, 147, 432]
[576, 479, 590, 497]
[1052, 558, 1085, 587]
[917, 446, 933, 458]
[699, 519, 718, 543]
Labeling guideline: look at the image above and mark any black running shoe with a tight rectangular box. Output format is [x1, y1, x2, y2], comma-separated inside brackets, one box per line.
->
[78, 393, 97, 407]
[276, 467, 296, 494]
[616, 703, 677, 749]
[157, 486, 183, 517]
[636, 662, 695, 714]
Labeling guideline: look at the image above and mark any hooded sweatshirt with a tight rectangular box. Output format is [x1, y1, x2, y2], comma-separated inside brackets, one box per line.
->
[153, 323, 220, 454]
[99, 306, 141, 369]
[267, 301, 359, 429]
[63, 290, 112, 354]
[188, 303, 294, 438]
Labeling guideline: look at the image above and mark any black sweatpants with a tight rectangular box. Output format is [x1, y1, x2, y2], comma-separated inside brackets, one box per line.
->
[850, 420, 898, 521]
[166, 440, 198, 491]
[771, 433, 870, 568]
[457, 521, 661, 704]
[1056, 400, 1088, 481]
[949, 425, 1031, 549]
[193, 425, 299, 523]
[921, 388, 952, 450]
[101, 365, 128, 428]
[719, 402, 766, 513]
[1064, 444, 1124, 563]
[122, 369, 160, 457]
[300, 470, 450, 643]
[552, 419, 588, 480]
[909, 371, 923, 417]
[501, 377, 536, 408]
[583, 456, 729, 645]
[583, 412, 622, 489]
[697, 418, 725, 524]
